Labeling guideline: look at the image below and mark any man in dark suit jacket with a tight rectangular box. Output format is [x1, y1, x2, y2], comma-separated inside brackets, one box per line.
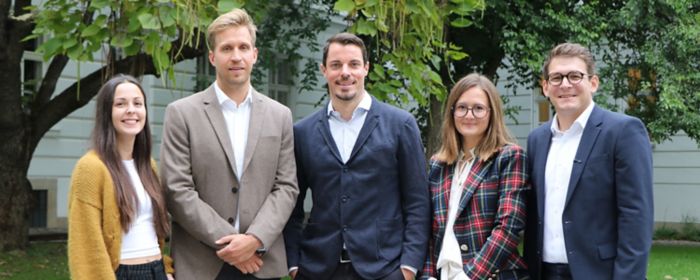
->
[524, 43, 654, 280]
[283, 32, 430, 280]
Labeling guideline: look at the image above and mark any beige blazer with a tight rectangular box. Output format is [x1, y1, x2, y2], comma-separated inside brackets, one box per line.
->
[160, 85, 298, 279]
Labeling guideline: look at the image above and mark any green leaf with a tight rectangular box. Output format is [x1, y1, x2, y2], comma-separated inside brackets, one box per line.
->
[218, 0, 243, 14]
[451, 17, 472, 28]
[39, 37, 63, 60]
[62, 38, 78, 49]
[90, 0, 110, 10]
[160, 6, 176, 27]
[111, 34, 133, 48]
[138, 12, 161, 30]
[355, 18, 377, 36]
[427, 70, 442, 84]
[334, 0, 356, 12]
[81, 24, 101, 37]
[66, 45, 83, 60]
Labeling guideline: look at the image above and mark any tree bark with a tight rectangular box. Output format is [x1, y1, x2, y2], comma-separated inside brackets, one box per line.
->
[0, 130, 33, 251]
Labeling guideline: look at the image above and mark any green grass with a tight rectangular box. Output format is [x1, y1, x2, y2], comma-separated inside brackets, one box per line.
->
[1, 242, 698, 279]
[647, 243, 700, 280]
[0, 241, 68, 280]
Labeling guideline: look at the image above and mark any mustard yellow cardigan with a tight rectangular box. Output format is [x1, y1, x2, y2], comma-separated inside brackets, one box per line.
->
[68, 151, 174, 279]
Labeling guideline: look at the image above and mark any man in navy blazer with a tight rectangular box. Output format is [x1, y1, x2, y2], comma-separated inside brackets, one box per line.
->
[283, 32, 430, 280]
[524, 43, 654, 279]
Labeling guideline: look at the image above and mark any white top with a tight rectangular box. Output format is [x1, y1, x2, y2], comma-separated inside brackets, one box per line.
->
[120, 159, 161, 260]
[214, 82, 253, 233]
[327, 92, 371, 163]
[435, 150, 475, 280]
[542, 101, 595, 263]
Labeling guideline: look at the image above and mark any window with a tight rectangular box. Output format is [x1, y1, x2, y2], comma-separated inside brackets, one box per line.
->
[30, 190, 48, 228]
[195, 56, 216, 92]
[267, 63, 293, 104]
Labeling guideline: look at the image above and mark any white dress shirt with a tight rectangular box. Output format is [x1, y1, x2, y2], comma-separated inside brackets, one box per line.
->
[214, 82, 252, 233]
[434, 150, 475, 280]
[542, 101, 594, 263]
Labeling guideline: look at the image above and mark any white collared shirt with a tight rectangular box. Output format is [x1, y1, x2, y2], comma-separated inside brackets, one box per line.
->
[435, 150, 475, 280]
[327, 92, 371, 163]
[542, 101, 595, 263]
[214, 82, 252, 233]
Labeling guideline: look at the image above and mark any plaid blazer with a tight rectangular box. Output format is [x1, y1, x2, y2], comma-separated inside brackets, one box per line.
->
[420, 144, 529, 280]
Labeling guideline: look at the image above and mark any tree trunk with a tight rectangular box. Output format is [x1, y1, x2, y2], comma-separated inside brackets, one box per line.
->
[426, 94, 444, 158]
[0, 133, 33, 251]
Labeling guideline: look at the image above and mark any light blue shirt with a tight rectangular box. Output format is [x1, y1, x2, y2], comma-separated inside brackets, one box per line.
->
[327, 92, 372, 163]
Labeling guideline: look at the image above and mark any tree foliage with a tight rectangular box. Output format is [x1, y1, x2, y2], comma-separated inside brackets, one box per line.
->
[0, 0, 333, 250]
[336, 0, 700, 148]
[333, 0, 485, 155]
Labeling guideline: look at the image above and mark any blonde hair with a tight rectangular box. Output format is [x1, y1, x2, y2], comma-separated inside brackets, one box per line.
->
[207, 8, 257, 49]
[433, 73, 515, 164]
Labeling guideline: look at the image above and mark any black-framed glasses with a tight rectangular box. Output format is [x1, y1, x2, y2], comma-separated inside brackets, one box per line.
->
[452, 104, 490, 119]
[546, 71, 591, 86]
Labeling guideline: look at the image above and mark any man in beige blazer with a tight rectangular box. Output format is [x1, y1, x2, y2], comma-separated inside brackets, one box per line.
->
[160, 8, 298, 280]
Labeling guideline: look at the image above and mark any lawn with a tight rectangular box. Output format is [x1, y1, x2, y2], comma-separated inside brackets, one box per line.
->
[1, 242, 698, 279]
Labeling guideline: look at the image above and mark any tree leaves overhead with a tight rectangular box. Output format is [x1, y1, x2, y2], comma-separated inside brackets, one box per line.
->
[29, 0, 221, 79]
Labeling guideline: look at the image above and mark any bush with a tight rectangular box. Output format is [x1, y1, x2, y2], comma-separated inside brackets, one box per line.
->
[654, 226, 679, 240]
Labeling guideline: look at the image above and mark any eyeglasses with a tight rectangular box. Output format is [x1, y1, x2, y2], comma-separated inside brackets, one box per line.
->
[546, 71, 591, 86]
[452, 104, 490, 119]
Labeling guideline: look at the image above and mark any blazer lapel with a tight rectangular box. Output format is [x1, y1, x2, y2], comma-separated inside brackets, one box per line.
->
[533, 124, 553, 220]
[348, 98, 379, 163]
[565, 106, 603, 206]
[316, 106, 343, 163]
[241, 89, 265, 175]
[202, 87, 238, 178]
[456, 159, 494, 215]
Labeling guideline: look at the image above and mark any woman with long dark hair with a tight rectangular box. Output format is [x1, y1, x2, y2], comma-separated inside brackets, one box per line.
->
[68, 74, 173, 280]
[421, 73, 529, 280]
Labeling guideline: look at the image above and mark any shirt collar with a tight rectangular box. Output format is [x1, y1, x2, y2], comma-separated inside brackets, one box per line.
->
[550, 101, 595, 134]
[326, 91, 372, 117]
[214, 82, 253, 107]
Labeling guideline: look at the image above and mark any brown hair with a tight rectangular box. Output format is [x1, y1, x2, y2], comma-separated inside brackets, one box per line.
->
[207, 8, 257, 49]
[322, 32, 368, 66]
[433, 73, 515, 164]
[91, 74, 170, 238]
[542, 42, 596, 78]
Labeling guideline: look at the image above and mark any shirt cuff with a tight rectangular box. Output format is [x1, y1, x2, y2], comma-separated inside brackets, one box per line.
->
[289, 267, 298, 273]
[401, 264, 417, 274]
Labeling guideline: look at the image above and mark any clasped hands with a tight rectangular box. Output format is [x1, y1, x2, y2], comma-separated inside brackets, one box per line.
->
[215, 233, 263, 274]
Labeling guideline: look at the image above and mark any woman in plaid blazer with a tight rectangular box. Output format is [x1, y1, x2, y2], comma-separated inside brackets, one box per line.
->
[420, 73, 529, 280]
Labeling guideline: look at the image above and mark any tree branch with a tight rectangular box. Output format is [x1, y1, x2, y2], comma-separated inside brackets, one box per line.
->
[33, 55, 69, 111]
[30, 41, 205, 147]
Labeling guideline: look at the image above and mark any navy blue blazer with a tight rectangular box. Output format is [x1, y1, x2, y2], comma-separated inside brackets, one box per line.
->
[284, 97, 430, 280]
[524, 105, 654, 279]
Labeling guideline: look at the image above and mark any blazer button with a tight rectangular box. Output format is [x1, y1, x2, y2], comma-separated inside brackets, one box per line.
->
[227, 217, 234, 223]
[460, 244, 468, 251]
[231, 187, 238, 193]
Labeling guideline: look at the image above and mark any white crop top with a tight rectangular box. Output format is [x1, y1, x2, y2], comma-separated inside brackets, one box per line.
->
[120, 160, 161, 260]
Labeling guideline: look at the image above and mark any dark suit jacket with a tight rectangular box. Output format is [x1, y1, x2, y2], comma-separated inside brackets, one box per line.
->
[161, 86, 298, 279]
[284, 97, 430, 280]
[421, 144, 529, 279]
[524, 105, 654, 280]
